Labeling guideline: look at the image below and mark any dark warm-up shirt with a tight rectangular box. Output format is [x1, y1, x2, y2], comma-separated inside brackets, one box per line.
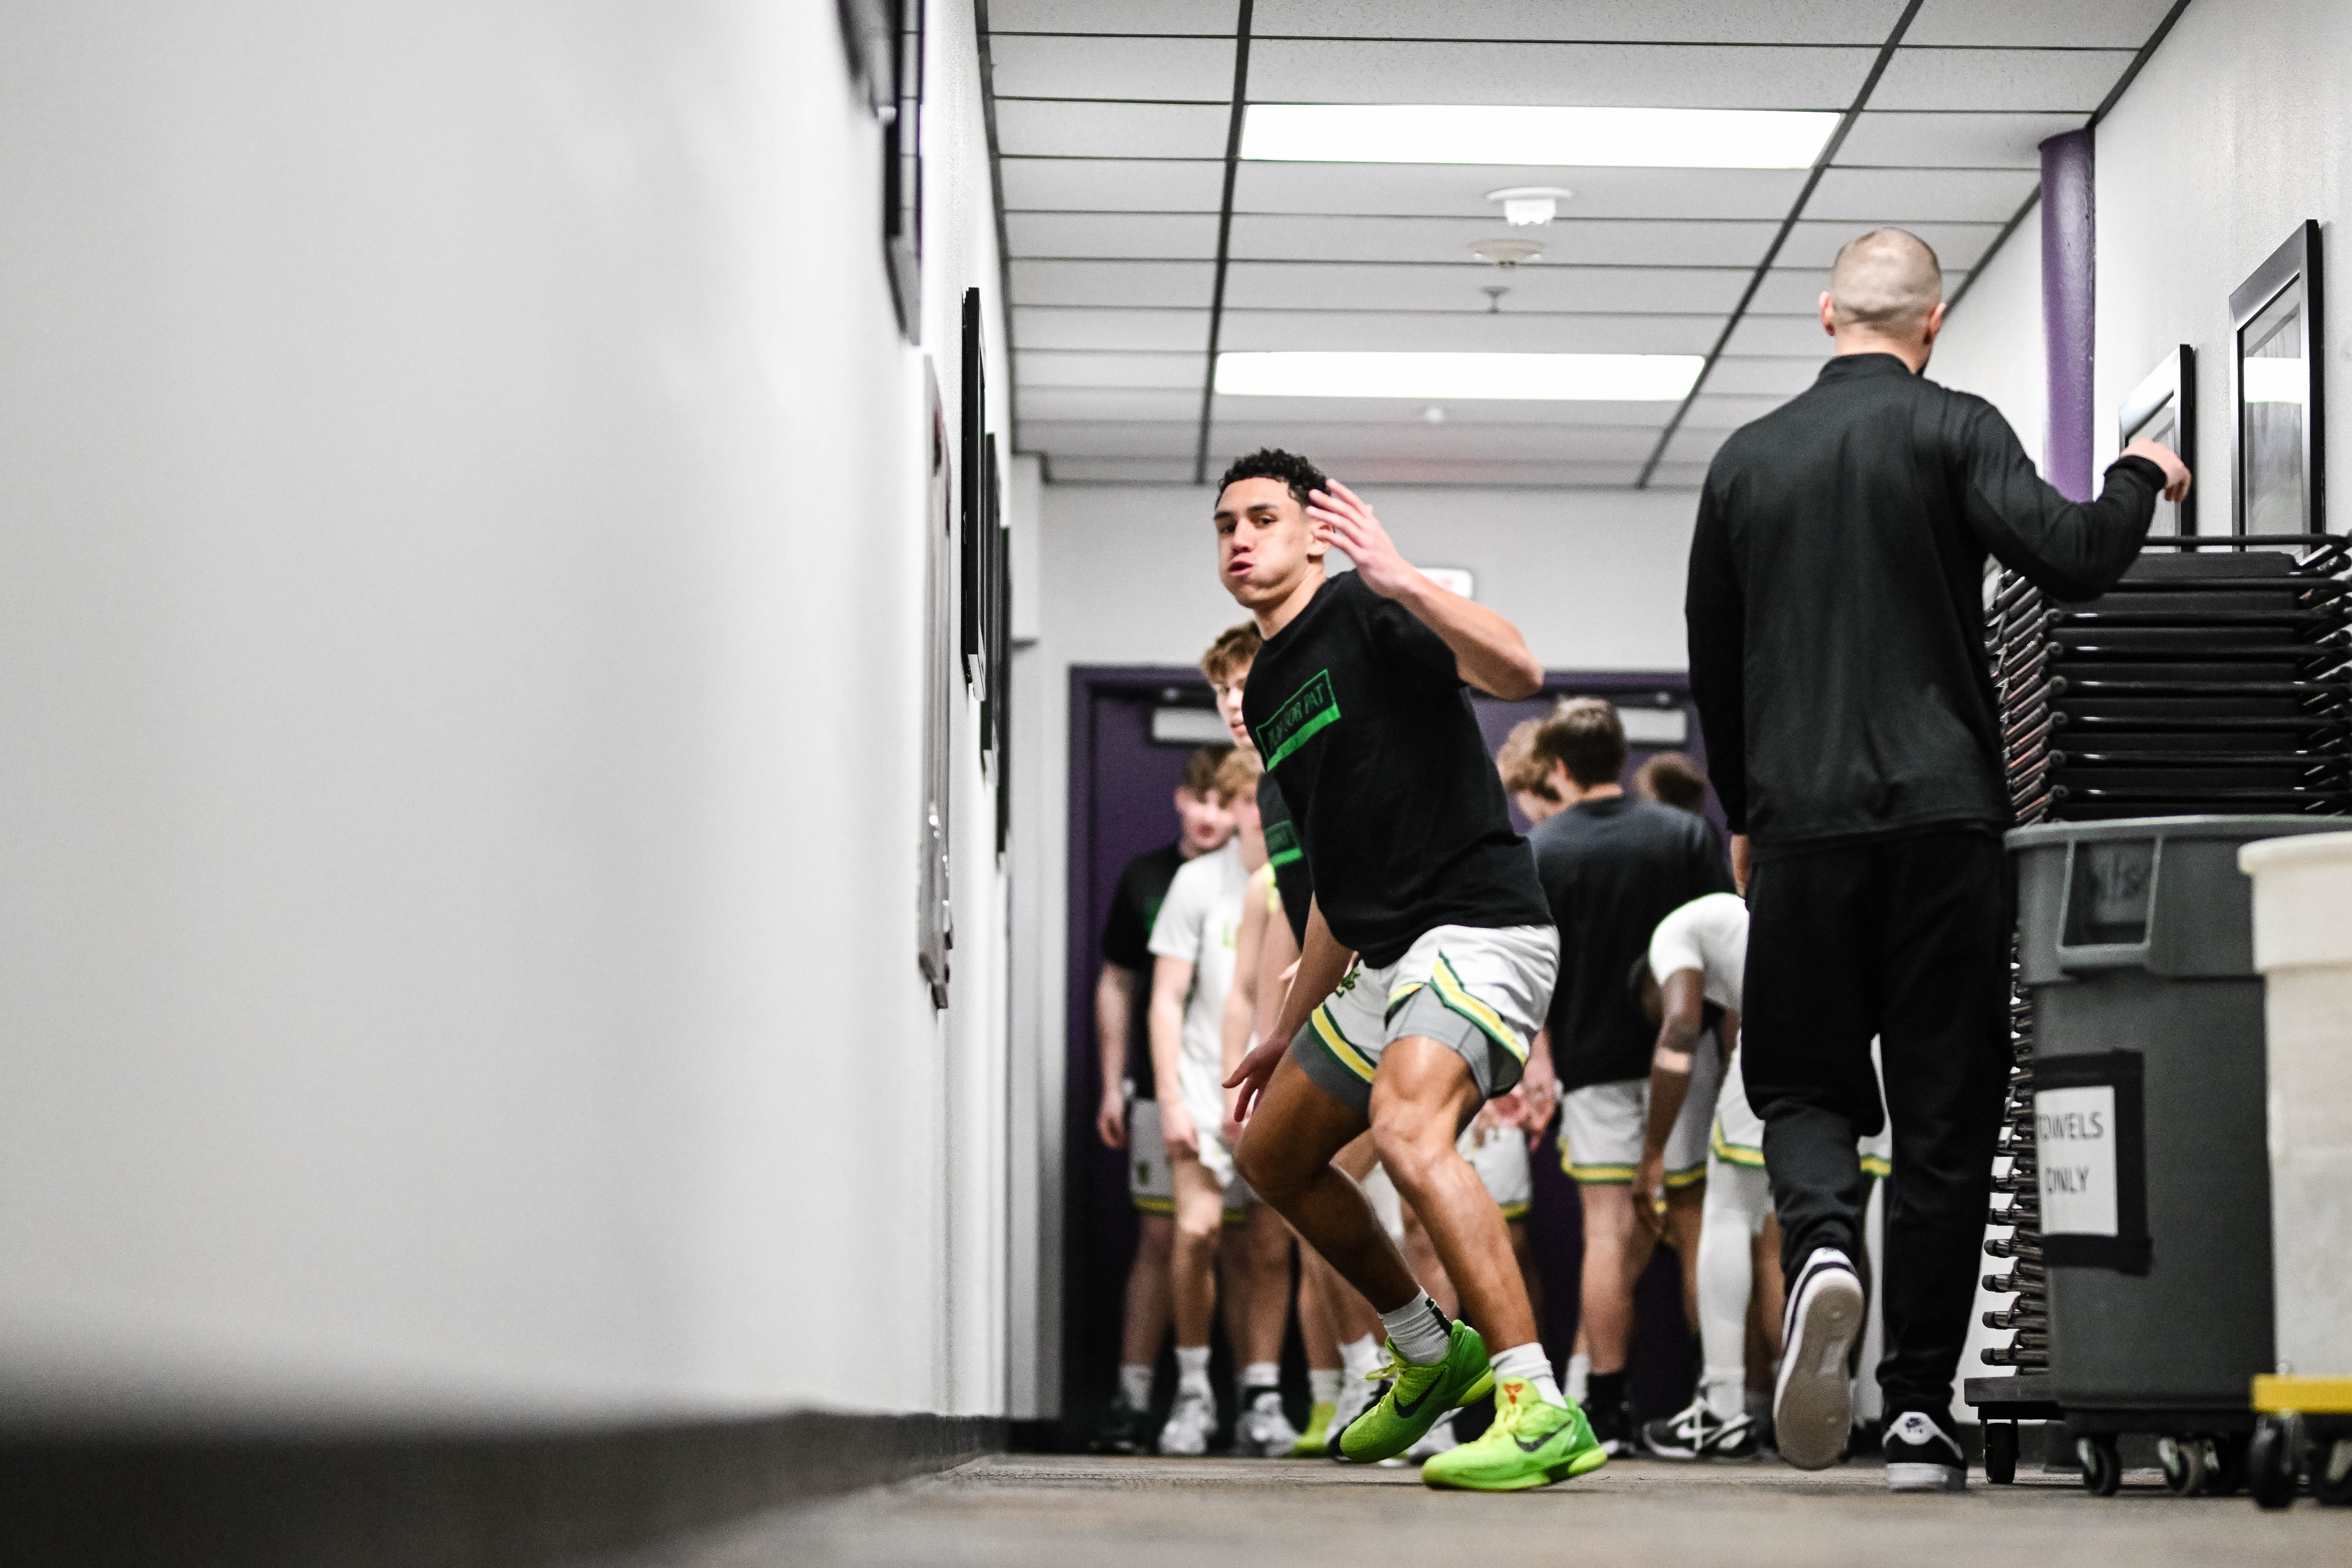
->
[1101, 841, 1187, 1099]
[1257, 773, 1313, 947]
[1243, 572, 1549, 968]
[1685, 352, 2163, 853]
[1531, 796, 1735, 1091]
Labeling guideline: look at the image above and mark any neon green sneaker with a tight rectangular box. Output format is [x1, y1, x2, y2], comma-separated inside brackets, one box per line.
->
[1421, 1378, 1609, 1491]
[1291, 1399, 1337, 1456]
[1338, 1320, 1494, 1463]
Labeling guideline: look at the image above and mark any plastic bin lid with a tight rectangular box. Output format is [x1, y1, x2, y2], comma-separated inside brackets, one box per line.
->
[2239, 828, 2352, 875]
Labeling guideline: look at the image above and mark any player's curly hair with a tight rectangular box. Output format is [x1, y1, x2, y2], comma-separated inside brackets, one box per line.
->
[1217, 447, 1328, 512]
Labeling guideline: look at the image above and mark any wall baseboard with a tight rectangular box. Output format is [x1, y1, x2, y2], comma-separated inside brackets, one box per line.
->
[0, 1410, 1003, 1568]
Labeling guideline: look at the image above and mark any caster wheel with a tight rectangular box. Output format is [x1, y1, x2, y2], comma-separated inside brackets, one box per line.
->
[2160, 1435, 2212, 1496]
[2318, 1438, 2352, 1508]
[2210, 1432, 2249, 1497]
[1984, 1421, 2018, 1486]
[2249, 1417, 2299, 1510]
[2079, 1434, 2122, 1497]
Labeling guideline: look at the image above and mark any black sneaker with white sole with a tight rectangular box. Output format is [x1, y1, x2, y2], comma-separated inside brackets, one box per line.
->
[1641, 1399, 1762, 1462]
[1585, 1394, 1637, 1458]
[1882, 1408, 1967, 1492]
[1774, 1246, 1865, 1471]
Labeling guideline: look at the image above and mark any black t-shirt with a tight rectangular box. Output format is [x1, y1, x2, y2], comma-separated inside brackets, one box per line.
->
[1101, 840, 1188, 1100]
[1530, 795, 1735, 1091]
[1258, 773, 1313, 947]
[1242, 572, 1549, 968]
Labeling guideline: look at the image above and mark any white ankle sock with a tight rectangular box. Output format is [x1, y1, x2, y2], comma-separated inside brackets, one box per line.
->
[1175, 1344, 1211, 1396]
[1377, 1292, 1453, 1365]
[1702, 1368, 1746, 1422]
[1489, 1341, 1565, 1407]
[1119, 1363, 1153, 1408]
[1341, 1333, 1382, 1378]
[1565, 1352, 1591, 1403]
[1310, 1368, 1342, 1405]
[1241, 1361, 1280, 1394]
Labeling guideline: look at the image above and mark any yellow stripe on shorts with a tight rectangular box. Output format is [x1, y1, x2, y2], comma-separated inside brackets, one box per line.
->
[1710, 1121, 1766, 1169]
[1310, 1005, 1377, 1083]
[1432, 953, 1526, 1062]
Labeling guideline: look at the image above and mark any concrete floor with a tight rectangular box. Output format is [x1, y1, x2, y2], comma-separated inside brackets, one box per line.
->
[616, 1453, 2352, 1568]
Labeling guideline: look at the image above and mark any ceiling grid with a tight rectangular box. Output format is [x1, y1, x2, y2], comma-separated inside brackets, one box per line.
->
[981, 0, 2189, 488]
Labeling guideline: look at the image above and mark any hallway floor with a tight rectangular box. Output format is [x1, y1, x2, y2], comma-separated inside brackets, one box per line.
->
[617, 1453, 2352, 1568]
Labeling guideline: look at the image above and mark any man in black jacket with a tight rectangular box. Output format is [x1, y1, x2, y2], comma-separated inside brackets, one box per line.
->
[1684, 227, 2190, 1490]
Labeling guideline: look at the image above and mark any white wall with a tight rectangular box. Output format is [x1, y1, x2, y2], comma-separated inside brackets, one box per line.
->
[2095, 0, 2352, 511]
[1933, 197, 2048, 470]
[0, 0, 1012, 1427]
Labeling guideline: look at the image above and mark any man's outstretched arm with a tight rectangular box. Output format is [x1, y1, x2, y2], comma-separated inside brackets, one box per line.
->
[1306, 481, 1544, 699]
[1226, 897, 1355, 1122]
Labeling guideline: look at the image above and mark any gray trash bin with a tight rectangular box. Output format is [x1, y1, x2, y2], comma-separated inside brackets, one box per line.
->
[2012, 816, 2347, 1425]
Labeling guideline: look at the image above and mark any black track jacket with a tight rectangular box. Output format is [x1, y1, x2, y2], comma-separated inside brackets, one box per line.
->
[1686, 352, 2164, 853]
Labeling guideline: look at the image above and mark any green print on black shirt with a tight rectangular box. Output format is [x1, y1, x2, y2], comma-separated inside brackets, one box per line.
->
[1263, 818, 1303, 868]
[1255, 669, 1341, 770]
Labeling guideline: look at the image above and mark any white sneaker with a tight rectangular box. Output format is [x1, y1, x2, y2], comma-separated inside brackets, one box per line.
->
[1883, 1410, 1967, 1492]
[1236, 1390, 1299, 1456]
[1774, 1247, 1865, 1471]
[1157, 1387, 1214, 1456]
[1404, 1412, 1463, 1462]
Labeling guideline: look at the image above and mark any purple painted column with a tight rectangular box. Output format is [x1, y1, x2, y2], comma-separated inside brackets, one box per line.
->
[2041, 129, 2096, 501]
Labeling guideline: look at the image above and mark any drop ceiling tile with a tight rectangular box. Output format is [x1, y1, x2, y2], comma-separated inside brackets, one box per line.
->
[1006, 212, 1222, 259]
[1203, 395, 1680, 428]
[1721, 314, 1858, 357]
[1253, 0, 1906, 45]
[1025, 420, 1202, 457]
[1661, 424, 1733, 467]
[1221, 261, 1747, 315]
[1233, 162, 1808, 221]
[1246, 40, 1871, 109]
[1011, 258, 1217, 308]
[989, 0, 1240, 34]
[1704, 356, 1828, 395]
[1020, 387, 1205, 422]
[1295, 457, 1650, 486]
[1644, 463, 1713, 489]
[1781, 219, 2000, 269]
[994, 100, 1236, 160]
[988, 35, 1237, 101]
[1678, 393, 1801, 430]
[1227, 214, 1777, 269]
[1869, 47, 2135, 112]
[1835, 110, 2078, 168]
[1012, 306, 1210, 352]
[1211, 419, 1666, 464]
[1001, 157, 1227, 212]
[1904, 0, 2179, 48]
[1807, 166, 2042, 223]
[1048, 457, 1203, 483]
[1217, 309, 1725, 355]
[1017, 350, 1206, 388]
[1744, 264, 1973, 314]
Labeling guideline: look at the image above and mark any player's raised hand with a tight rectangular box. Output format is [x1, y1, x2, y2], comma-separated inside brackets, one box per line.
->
[1224, 1031, 1289, 1125]
[1305, 480, 1421, 601]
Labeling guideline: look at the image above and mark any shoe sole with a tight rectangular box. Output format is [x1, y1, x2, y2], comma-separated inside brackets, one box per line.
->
[1886, 1462, 1966, 1492]
[1775, 1268, 1864, 1471]
[1423, 1444, 1611, 1492]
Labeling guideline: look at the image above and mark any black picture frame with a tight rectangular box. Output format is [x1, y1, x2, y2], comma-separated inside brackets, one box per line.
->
[918, 360, 955, 1008]
[959, 288, 987, 695]
[880, 0, 923, 339]
[834, 0, 894, 115]
[2228, 220, 2326, 537]
[2119, 345, 2196, 537]
[2035, 1051, 2151, 1276]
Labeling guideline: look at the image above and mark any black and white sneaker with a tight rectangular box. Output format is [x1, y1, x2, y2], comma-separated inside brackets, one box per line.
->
[1883, 1408, 1967, 1492]
[1774, 1246, 1865, 1471]
[1641, 1399, 1763, 1462]
[1585, 1395, 1638, 1457]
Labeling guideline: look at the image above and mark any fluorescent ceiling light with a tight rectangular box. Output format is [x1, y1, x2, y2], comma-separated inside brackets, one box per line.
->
[1241, 104, 1838, 169]
[1215, 351, 1701, 402]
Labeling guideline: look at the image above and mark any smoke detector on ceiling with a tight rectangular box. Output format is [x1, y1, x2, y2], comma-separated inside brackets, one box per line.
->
[1471, 237, 1545, 267]
[1485, 185, 1574, 226]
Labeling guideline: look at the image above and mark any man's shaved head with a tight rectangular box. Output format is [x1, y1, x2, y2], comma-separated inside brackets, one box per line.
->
[1829, 227, 1944, 333]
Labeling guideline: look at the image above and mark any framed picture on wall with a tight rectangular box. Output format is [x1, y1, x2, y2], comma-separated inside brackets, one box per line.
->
[919, 360, 954, 1008]
[2229, 220, 2326, 536]
[2119, 345, 2196, 537]
[835, 0, 922, 338]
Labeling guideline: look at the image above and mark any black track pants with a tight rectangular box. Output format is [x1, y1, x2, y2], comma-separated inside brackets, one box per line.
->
[1743, 828, 2012, 1416]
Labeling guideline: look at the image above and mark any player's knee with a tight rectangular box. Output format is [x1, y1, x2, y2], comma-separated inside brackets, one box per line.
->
[1368, 1106, 1450, 1189]
[1137, 1215, 1174, 1261]
[1233, 1129, 1300, 1202]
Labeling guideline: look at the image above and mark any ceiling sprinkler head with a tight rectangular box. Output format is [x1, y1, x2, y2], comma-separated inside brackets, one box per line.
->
[1484, 185, 1574, 226]
[1480, 285, 1509, 314]
[1472, 237, 1545, 267]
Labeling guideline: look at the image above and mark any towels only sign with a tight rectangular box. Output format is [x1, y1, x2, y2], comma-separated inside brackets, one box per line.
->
[2036, 1085, 2119, 1237]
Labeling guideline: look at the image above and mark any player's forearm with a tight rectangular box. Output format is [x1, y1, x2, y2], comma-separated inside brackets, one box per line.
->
[1094, 968, 1133, 1091]
[1148, 996, 1186, 1107]
[1392, 574, 1544, 699]
[1642, 1020, 1701, 1155]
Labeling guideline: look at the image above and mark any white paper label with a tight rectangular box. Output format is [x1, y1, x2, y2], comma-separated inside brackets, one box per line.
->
[2037, 1085, 2119, 1238]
